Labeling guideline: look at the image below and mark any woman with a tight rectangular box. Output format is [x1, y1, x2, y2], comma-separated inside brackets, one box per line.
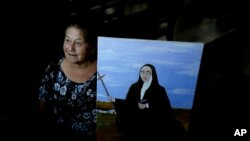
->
[38, 14, 97, 141]
[125, 64, 185, 141]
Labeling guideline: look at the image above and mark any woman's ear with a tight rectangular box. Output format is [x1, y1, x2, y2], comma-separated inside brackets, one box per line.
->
[91, 47, 96, 54]
[90, 46, 97, 60]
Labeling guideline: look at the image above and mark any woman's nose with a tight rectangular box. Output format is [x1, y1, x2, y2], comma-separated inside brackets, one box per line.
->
[68, 42, 75, 51]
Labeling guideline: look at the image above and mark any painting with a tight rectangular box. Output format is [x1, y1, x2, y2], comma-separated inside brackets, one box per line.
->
[97, 36, 204, 141]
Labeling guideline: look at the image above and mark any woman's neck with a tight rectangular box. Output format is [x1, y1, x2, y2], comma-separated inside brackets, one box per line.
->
[61, 59, 97, 83]
[66, 58, 96, 69]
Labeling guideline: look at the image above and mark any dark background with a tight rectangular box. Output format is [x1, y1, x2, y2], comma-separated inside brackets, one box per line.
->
[0, 0, 249, 140]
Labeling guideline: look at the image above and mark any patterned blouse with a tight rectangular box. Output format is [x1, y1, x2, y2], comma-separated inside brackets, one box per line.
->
[38, 58, 97, 137]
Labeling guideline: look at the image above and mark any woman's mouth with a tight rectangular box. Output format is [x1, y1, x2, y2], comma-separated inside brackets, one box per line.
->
[68, 53, 77, 56]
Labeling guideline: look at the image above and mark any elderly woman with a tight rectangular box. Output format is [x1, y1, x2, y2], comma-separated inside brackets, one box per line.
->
[38, 14, 97, 141]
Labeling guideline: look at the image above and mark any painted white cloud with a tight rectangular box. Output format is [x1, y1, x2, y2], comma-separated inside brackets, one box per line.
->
[109, 83, 122, 87]
[172, 88, 194, 95]
[176, 62, 201, 76]
[97, 75, 124, 90]
[99, 65, 133, 73]
[150, 58, 182, 66]
[97, 93, 108, 98]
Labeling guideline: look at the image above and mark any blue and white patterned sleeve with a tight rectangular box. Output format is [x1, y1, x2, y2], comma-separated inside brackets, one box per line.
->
[38, 64, 53, 102]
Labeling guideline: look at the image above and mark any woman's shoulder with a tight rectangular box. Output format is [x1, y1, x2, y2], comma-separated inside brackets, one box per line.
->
[159, 85, 165, 90]
[44, 57, 63, 73]
[159, 85, 167, 92]
[152, 85, 166, 92]
[130, 83, 139, 89]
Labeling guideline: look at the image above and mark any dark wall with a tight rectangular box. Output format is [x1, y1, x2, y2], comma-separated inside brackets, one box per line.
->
[0, 1, 66, 140]
[187, 26, 250, 140]
[0, 0, 249, 140]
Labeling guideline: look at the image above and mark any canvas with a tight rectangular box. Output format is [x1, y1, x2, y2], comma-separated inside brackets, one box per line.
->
[96, 36, 204, 141]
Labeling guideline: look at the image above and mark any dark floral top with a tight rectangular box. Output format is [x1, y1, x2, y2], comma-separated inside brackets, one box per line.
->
[38, 58, 97, 137]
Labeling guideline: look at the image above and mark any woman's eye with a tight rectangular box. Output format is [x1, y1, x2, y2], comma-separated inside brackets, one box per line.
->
[65, 39, 71, 43]
[76, 42, 83, 46]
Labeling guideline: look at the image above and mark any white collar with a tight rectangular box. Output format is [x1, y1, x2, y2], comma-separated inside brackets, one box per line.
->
[140, 77, 152, 100]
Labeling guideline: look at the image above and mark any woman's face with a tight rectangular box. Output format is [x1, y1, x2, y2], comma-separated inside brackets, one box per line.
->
[140, 66, 152, 82]
[63, 26, 92, 64]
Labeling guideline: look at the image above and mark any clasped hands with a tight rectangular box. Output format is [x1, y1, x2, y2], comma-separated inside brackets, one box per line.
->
[138, 99, 149, 109]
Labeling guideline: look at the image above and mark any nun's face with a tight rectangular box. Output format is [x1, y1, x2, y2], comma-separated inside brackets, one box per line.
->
[140, 66, 152, 82]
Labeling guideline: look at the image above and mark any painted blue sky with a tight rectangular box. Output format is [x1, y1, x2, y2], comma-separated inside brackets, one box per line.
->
[97, 37, 204, 109]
